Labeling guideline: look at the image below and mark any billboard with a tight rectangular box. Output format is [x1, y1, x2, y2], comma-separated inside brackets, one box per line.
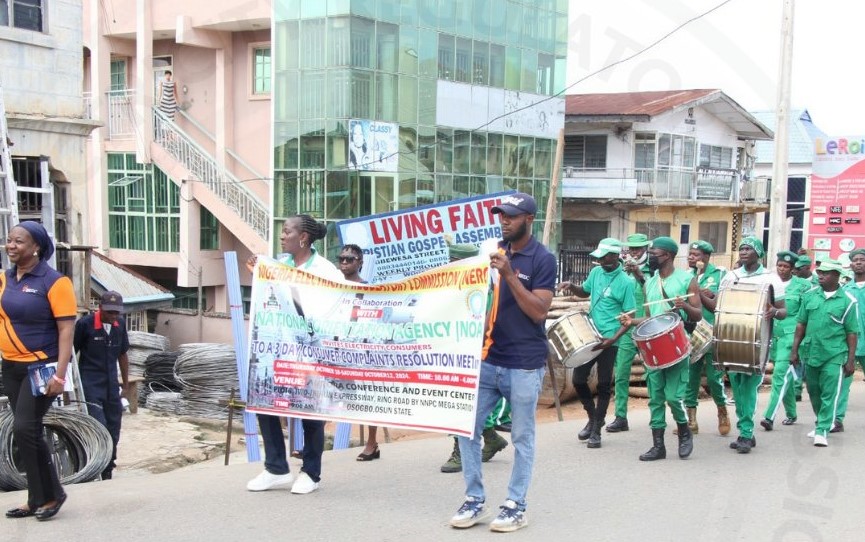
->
[348, 119, 399, 172]
[808, 136, 865, 261]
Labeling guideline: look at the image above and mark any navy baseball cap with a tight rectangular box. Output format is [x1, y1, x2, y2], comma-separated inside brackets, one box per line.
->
[491, 192, 537, 216]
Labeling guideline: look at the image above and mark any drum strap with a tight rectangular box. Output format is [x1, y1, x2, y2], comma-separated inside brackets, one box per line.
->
[660, 280, 697, 333]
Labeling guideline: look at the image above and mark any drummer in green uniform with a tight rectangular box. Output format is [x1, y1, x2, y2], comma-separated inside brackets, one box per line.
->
[684, 240, 730, 436]
[760, 251, 810, 431]
[791, 259, 858, 447]
[832, 248, 865, 433]
[718, 237, 787, 454]
[618, 236, 702, 461]
[607, 233, 651, 433]
[558, 238, 636, 448]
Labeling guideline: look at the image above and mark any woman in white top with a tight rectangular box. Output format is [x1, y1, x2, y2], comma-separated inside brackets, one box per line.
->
[245, 214, 341, 495]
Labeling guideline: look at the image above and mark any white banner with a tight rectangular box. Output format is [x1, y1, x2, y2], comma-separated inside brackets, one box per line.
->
[245, 256, 491, 437]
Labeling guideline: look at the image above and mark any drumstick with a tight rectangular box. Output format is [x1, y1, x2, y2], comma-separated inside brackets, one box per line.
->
[642, 293, 695, 308]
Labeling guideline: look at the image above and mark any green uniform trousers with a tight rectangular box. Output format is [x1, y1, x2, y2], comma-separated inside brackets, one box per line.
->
[804, 362, 845, 436]
[728, 372, 763, 439]
[613, 338, 638, 419]
[646, 358, 688, 429]
[762, 359, 798, 422]
[685, 353, 726, 408]
[830, 356, 864, 423]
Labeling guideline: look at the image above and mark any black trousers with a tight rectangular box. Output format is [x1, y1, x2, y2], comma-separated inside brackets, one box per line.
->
[1, 360, 65, 508]
[572, 346, 619, 424]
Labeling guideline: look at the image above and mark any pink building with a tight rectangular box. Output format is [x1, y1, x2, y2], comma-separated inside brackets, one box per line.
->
[83, 0, 272, 340]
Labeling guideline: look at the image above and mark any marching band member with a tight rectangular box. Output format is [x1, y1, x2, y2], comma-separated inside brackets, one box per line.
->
[760, 251, 809, 430]
[618, 236, 701, 461]
[684, 241, 730, 436]
[828, 248, 865, 433]
[609, 233, 652, 432]
[558, 238, 636, 448]
[720, 237, 787, 453]
[792, 255, 814, 401]
[790, 259, 858, 447]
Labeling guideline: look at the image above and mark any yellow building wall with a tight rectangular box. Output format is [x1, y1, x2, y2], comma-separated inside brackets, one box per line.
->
[627, 206, 740, 269]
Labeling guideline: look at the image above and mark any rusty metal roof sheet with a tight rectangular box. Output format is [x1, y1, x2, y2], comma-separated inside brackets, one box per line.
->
[90, 251, 174, 308]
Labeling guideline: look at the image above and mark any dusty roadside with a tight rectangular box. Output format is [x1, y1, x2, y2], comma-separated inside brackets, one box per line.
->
[113, 397, 653, 478]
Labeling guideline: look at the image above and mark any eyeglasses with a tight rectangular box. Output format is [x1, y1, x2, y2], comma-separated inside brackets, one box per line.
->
[338, 256, 359, 263]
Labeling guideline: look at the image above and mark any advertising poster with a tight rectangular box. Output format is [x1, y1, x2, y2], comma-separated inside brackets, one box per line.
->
[336, 192, 514, 283]
[244, 256, 491, 436]
[348, 119, 399, 172]
[808, 136, 865, 259]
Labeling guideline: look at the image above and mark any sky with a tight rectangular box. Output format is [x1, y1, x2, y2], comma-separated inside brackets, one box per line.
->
[566, 0, 863, 137]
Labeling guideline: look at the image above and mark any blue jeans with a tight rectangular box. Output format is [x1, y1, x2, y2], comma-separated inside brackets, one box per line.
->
[458, 362, 545, 510]
[257, 414, 325, 482]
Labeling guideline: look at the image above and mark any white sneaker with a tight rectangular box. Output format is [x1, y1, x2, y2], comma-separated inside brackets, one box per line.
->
[489, 500, 528, 533]
[806, 430, 815, 438]
[813, 434, 828, 447]
[246, 470, 293, 492]
[290, 472, 319, 494]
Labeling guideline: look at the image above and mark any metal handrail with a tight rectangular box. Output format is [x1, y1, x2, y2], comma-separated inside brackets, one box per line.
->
[176, 109, 267, 182]
[153, 107, 268, 240]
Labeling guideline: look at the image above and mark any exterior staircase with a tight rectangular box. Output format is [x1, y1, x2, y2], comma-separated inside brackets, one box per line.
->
[151, 108, 269, 255]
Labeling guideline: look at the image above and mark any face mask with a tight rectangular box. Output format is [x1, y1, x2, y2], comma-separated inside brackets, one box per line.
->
[634, 252, 648, 265]
[648, 255, 661, 273]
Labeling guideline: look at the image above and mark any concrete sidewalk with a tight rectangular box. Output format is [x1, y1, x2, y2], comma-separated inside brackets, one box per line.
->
[3, 384, 865, 541]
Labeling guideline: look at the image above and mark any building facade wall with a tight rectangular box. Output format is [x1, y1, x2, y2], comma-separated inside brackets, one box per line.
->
[272, 0, 569, 258]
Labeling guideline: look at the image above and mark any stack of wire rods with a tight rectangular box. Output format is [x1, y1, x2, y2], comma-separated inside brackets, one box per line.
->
[127, 331, 171, 379]
[141, 351, 181, 406]
[144, 390, 183, 414]
[0, 408, 113, 490]
[173, 343, 239, 419]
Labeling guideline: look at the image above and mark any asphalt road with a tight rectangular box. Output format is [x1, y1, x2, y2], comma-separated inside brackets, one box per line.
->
[3, 383, 864, 541]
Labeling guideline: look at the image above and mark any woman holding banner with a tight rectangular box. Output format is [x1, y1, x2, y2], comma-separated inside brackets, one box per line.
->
[245, 215, 342, 495]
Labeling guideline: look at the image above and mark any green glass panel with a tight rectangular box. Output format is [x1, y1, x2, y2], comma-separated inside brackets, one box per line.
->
[503, 135, 519, 176]
[452, 130, 470, 174]
[534, 138, 552, 179]
[376, 73, 398, 122]
[452, 175, 470, 199]
[275, 20, 298, 71]
[398, 175, 417, 209]
[300, 19, 326, 68]
[274, 171, 299, 218]
[471, 132, 487, 175]
[328, 17, 351, 67]
[455, 37, 471, 83]
[417, 125, 436, 173]
[350, 70, 374, 119]
[300, 71, 326, 118]
[350, 0, 374, 17]
[325, 170, 350, 219]
[505, 46, 521, 90]
[521, 48, 537, 92]
[489, 43, 505, 87]
[274, 0, 300, 21]
[438, 33, 454, 81]
[472, 41, 488, 85]
[397, 75, 417, 125]
[300, 120, 326, 169]
[417, 28, 437, 78]
[398, 26, 418, 74]
[200, 206, 219, 250]
[328, 70, 350, 118]
[327, 120, 349, 169]
[300, 0, 326, 18]
[377, 21, 399, 71]
[455, 0, 472, 37]
[436, 128, 453, 173]
[274, 71, 298, 122]
[487, 133, 503, 175]
[472, 0, 491, 40]
[438, 0, 455, 33]
[522, 7, 537, 49]
[435, 174, 453, 202]
[275, 121, 300, 170]
[506, 1, 522, 44]
[328, 0, 350, 16]
[350, 17, 375, 69]
[400, 0, 417, 25]
[398, 126, 418, 173]
[519, 137, 535, 178]
[377, 0, 400, 22]
[418, 78, 436, 125]
[417, 174, 434, 206]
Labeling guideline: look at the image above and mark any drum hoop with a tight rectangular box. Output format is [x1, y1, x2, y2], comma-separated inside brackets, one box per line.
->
[633, 313, 682, 341]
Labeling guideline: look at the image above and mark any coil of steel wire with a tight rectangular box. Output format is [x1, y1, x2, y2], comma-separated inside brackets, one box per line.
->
[142, 351, 181, 405]
[0, 408, 113, 491]
[173, 343, 239, 419]
[127, 331, 171, 379]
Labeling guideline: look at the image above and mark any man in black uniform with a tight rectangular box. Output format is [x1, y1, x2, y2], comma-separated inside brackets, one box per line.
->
[74, 291, 130, 479]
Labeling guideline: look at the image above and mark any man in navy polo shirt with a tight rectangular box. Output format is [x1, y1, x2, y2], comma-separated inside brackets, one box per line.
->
[74, 291, 130, 480]
[449, 192, 556, 533]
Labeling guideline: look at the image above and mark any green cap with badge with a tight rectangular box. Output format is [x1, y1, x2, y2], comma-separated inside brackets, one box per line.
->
[624, 233, 650, 247]
[690, 240, 714, 254]
[589, 238, 623, 259]
[776, 250, 798, 264]
[794, 256, 812, 269]
[816, 259, 843, 273]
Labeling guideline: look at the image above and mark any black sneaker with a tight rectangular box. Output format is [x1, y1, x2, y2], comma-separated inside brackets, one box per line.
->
[830, 420, 844, 433]
[730, 436, 756, 453]
[760, 418, 773, 431]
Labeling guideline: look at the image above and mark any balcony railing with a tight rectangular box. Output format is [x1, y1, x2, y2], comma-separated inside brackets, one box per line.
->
[562, 167, 769, 204]
[107, 89, 135, 140]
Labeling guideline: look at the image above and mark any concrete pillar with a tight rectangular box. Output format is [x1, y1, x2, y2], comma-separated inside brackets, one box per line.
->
[88, 0, 112, 248]
[135, 0, 153, 163]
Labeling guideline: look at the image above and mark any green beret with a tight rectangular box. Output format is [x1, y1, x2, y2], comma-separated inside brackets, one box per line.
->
[850, 248, 865, 259]
[625, 233, 651, 247]
[690, 240, 714, 254]
[739, 236, 765, 258]
[794, 256, 812, 268]
[651, 236, 678, 255]
[776, 250, 799, 264]
[448, 243, 480, 260]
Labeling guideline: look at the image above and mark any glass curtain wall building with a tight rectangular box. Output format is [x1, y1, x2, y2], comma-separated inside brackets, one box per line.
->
[273, 0, 568, 256]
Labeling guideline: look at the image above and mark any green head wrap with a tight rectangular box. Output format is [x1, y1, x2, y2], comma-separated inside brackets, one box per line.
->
[739, 236, 765, 258]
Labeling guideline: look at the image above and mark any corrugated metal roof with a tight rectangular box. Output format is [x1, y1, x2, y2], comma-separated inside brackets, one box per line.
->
[751, 109, 827, 164]
[90, 251, 174, 308]
[566, 89, 719, 117]
[565, 89, 773, 140]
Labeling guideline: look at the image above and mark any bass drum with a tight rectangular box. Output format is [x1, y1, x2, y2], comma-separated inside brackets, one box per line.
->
[713, 282, 774, 374]
[546, 311, 603, 368]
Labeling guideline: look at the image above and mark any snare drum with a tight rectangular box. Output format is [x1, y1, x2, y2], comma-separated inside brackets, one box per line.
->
[713, 282, 774, 374]
[633, 313, 691, 370]
[546, 311, 603, 368]
[689, 319, 714, 363]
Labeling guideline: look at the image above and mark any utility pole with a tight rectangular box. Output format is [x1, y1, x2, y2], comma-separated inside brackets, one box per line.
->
[767, 0, 795, 265]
